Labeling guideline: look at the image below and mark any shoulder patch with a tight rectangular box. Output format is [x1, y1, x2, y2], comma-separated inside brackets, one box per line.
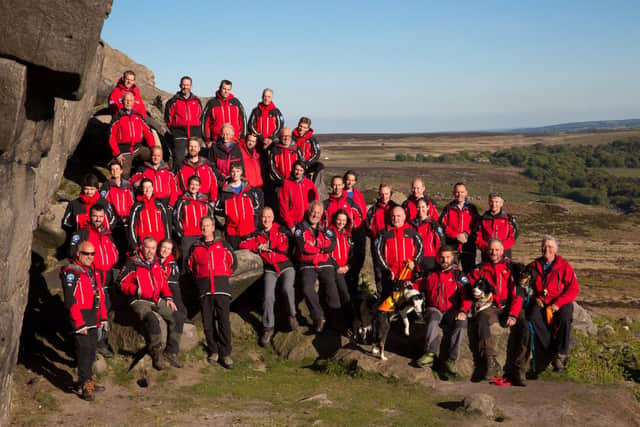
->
[325, 229, 335, 238]
[100, 190, 107, 198]
[65, 273, 76, 284]
[71, 234, 81, 244]
[460, 276, 470, 285]
[295, 229, 303, 237]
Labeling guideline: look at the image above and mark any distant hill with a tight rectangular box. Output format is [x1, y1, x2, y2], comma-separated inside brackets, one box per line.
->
[510, 119, 640, 134]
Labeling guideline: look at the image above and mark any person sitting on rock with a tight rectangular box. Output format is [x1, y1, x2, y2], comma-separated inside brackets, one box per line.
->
[247, 88, 284, 149]
[208, 123, 244, 180]
[328, 209, 354, 332]
[164, 76, 203, 170]
[215, 162, 262, 249]
[108, 91, 155, 178]
[292, 116, 323, 185]
[414, 245, 469, 376]
[62, 173, 112, 237]
[100, 160, 135, 259]
[202, 79, 246, 146]
[343, 170, 368, 296]
[476, 192, 518, 261]
[269, 127, 303, 187]
[278, 161, 319, 232]
[187, 216, 237, 369]
[366, 184, 397, 294]
[157, 238, 186, 367]
[410, 198, 445, 277]
[240, 207, 297, 347]
[439, 182, 479, 274]
[402, 178, 439, 222]
[294, 201, 338, 333]
[467, 239, 528, 386]
[173, 175, 214, 265]
[176, 137, 219, 203]
[118, 236, 181, 370]
[526, 235, 579, 373]
[108, 70, 146, 117]
[129, 146, 179, 209]
[61, 241, 108, 401]
[127, 178, 171, 251]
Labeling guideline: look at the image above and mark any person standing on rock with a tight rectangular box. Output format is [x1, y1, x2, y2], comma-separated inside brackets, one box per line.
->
[176, 137, 220, 203]
[292, 116, 323, 186]
[202, 79, 246, 146]
[414, 245, 469, 376]
[240, 207, 297, 347]
[101, 160, 135, 262]
[164, 76, 203, 171]
[278, 161, 319, 232]
[187, 216, 237, 369]
[366, 184, 397, 294]
[62, 173, 112, 238]
[130, 146, 179, 209]
[60, 241, 108, 401]
[208, 123, 245, 180]
[247, 88, 284, 149]
[439, 182, 479, 274]
[173, 175, 214, 266]
[108, 70, 146, 117]
[127, 178, 171, 251]
[118, 236, 182, 370]
[526, 235, 579, 373]
[467, 239, 528, 385]
[108, 91, 155, 178]
[475, 192, 518, 262]
[402, 178, 439, 222]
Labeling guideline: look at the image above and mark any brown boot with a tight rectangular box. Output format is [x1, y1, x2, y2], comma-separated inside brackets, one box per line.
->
[150, 347, 166, 371]
[163, 351, 183, 368]
[79, 380, 95, 401]
[553, 354, 569, 372]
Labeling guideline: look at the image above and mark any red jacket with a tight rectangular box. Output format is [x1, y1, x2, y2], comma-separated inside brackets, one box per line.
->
[292, 128, 320, 164]
[164, 92, 202, 139]
[239, 140, 263, 188]
[61, 193, 112, 232]
[374, 222, 424, 278]
[119, 252, 173, 304]
[108, 83, 146, 117]
[216, 180, 261, 237]
[248, 102, 284, 140]
[239, 223, 292, 273]
[413, 267, 469, 313]
[410, 218, 444, 258]
[61, 261, 107, 332]
[174, 192, 213, 238]
[366, 199, 397, 239]
[279, 177, 319, 229]
[208, 140, 244, 179]
[159, 254, 180, 287]
[108, 110, 155, 157]
[130, 162, 179, 206]
[269, 143, 302, 184]
[100, 179, 135, 221]
[403, 195, 439, 222]
[329, 225, 352, 268]
[323, 193, 364, 230]
[176, 157, 219, 202]
[69, 222, 119, 272]
[294, 221, 337, 268]
[468, 260, 522, 318]
[202, 91, 246, 142]
[440, 201, 479, 241]
[188, 238, 237, 295]
[347, 188, 367, 228]
[528, 255, 579, 309]
[127, 195, 171, 249]
[476, 210, 517, 252]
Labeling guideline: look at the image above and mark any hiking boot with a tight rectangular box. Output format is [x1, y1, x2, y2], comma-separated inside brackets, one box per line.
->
[314, 318, 326, 333]
[485, 356, 502, 379]
[164, 351, 183, 368]
[79, 380, 95, 401]
[289, 316, 299, 331]
[553, 354, 568, 372]
[207, 353, 219, 365]
[150, 347, 166, 371]
[417, 352, 435, 367]
[96, 343, 113, 359]
[260, 328, 274, 347]
[507, 372, 527, 387]
[91, 375, 106, 392]
[443, 359, 458, 376]
[221, 356, 234, 370]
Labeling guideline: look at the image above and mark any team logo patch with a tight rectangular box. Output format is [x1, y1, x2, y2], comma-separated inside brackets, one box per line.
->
[325, 229, 335, 238]
[71, 234, 81, 244]
[460, 276, 470, 285]
[294, 229, 302, 237]
[100, 190, 107, 198]
[65, 273, 76, 283]
[437, 226, 444, 234]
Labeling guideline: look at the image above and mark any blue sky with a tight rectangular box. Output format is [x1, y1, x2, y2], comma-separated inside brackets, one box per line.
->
[102, 1, 640, 133]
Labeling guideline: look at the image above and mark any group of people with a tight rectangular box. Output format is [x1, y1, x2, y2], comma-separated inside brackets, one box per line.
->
[59, 71, 579, 401]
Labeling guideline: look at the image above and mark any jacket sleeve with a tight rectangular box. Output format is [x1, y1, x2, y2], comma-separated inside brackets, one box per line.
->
[374, 234, 390, 271]
[248, 107, 258, 135]
[61, 269, 85, 331]
[208, 166, 219, 202]
[475, 219, 488, 252]
[294, 227, 317, 255]
[166, 261, 180, 286]
[159, 202, 171, 240]
[307, 136, 321, 164]
[279, 184, 294, 229]
[168, 175, 179, 207]
[507, 275, 523, 318]
[503, 216, 516, 250]
[159, 272, 174, 301]
[439, 206, 458, 239]
[319, 229, 337, 254]
[141, 119, 155, 148]
[108, 117, 122, 157]
[61, 202, 75, 232]
[68, 232, 82, 259]
[457, 271, 472, 313]
[201, 100, 213, 142]
[108, 88, 120, 115]
[222, 240, 238, 272]
[173, 199, 185, 238]
[127, 203, 141, 250]
[274, 108, 284, 137]
[269, 150, 284, 183]
[428, 201, 440, 222]
[272, 229, 290, 254]
[409, 229, 424, 264]
[553, 262, 580, 308]
[238, 234, 259, 252]
[164, 96, 175, 125]
[236, 100, 246, 138]
[117, 260, 138, 297]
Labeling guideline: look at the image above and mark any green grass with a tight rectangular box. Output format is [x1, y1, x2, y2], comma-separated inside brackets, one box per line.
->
[597, 168, 640, 178]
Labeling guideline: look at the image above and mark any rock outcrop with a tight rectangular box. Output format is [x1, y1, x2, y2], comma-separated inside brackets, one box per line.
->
[0, 1, 111, 423]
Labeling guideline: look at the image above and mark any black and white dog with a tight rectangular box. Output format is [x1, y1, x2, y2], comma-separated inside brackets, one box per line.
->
[468, 278, 494, 318]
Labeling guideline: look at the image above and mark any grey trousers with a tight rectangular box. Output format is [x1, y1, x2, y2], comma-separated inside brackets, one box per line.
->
[130, 299, 180, 354]
[263, 267, 296, 328]
[424, 306, 467, 361]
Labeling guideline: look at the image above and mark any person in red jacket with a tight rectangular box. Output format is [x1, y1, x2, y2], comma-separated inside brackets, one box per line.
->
[402, 178, 439, 222]
[208, 124, 245, 179]
[157, 238, 185, 368]
[215, 163, 262, 249]
[294, 201, 339, 333]
[248, 88, 284, 148]
[101, 160, 135, 264]
[108, 70, 146, 117]
[127, 179, 171, 250]
[164, 76, 203, 170]
[467, 239, 527, 385]
[366, 184, 397, 292]
[526, 235, 579, 373]
[62, 174, 112, 238]
[269, 127, 303, 186]
[292, 116, 323, 186]
[130, 146, 179, 208]
[344, 170, 368, 294]
[323, 176, 364, 230]
[411, 198, 445, 276]
[278, 161, 319, 231]
[374, 206, 424, 298]
[61, 241, 108, 401]
[329, 209, 354, 332]
[118, 236, 180, 370]
[238, 132, 264, 189]
[174, 175, 214, 265]
[414, 245, 469, 375]
[176, 138, 219, 202]
[240, 207, 297, 346]
[439, 182, 479, 273]
[476, 192, 519, 261]
[187, 216, 237, 368]
[202, 79, 246, 145]
[108, 91, 155, 177]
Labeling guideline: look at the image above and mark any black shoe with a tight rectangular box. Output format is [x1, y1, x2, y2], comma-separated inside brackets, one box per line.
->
[163, 351, 183, 368]
[506, 372, 527, 387]
[96, 344, 113, 359]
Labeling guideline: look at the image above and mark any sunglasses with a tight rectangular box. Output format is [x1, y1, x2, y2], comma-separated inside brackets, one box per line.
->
[79, 251, 95, 256]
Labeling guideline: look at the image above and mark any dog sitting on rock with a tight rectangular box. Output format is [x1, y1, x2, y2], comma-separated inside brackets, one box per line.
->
[468, 278, 494, 318]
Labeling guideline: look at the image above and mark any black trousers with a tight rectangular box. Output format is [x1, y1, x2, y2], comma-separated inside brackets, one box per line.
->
[346, 227, 366, 295]
[526, 302, 573, 355]
[200, 294, 232, 357]
[370, 241, 384, 295]
[74, 327, 98, 384]
[299, 265, 340, 322]
[168, 282, 186, 336]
